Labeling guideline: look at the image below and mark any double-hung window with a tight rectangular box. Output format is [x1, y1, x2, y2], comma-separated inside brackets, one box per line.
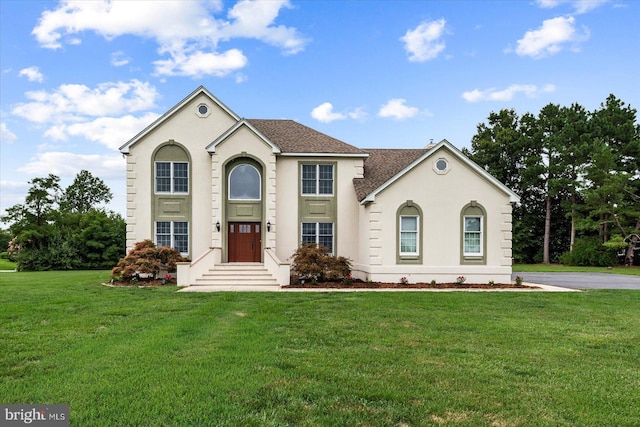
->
[399, 216, 419, 256]
[155, 161, 188, 193]
[156, 221, 189, 255]
[301, 222, 334, 253]
[463, 216, 482, 256]
[302, 164, 333, 196]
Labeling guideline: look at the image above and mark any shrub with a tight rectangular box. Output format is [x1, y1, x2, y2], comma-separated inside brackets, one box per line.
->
[559, 236, 618, 267]
[111, 240, 188, 282]
[291, 244, 352, 282]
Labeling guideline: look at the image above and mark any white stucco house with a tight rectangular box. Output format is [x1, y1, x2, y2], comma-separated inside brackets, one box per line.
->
[119, 86, 520, 288]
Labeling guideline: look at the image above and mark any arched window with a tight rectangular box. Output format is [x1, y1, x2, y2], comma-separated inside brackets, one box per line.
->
[229, 164, 261, 200]
[396, 201, 423, 264]
[154, 144, 189, 194]
[461, 201, 486, 264]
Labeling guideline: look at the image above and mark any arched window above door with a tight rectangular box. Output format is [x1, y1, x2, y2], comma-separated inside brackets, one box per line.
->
[229, 164, 261, 200]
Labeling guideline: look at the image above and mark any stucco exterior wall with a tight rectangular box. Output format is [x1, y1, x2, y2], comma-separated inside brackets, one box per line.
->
[274, 156, 364, 264]
[124, 93, 237, 258]
[356, 147, 513, 284]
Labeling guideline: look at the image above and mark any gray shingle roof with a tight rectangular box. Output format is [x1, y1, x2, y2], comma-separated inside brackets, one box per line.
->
[353, 148, 429, 202]
[247, 119, 366, 155]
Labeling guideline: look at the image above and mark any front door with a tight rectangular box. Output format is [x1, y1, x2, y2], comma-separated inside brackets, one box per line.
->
[228, 222, 261, 262]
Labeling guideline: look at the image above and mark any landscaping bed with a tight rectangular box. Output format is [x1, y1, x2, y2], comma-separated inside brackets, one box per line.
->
[284, 280, 538, 289]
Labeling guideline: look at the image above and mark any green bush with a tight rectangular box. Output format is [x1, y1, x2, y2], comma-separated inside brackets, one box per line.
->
[559, 236, 618, 267]
[291, 244, 352, 282]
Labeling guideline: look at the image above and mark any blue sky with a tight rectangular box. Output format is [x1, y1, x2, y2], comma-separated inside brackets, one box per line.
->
[1, 0, 638, 218]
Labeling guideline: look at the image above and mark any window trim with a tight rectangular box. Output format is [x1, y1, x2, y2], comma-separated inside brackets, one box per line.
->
[460, 202, 487, 265]
[155, 220, 189, 256]
[155, 161, 189, 194]
[301, 163, 334, 196]
[396, 201, 423, 264]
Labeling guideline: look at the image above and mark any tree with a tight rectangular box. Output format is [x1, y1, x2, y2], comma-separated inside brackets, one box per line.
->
[1, 171, 125, 271]
[60, 170, 113, 213]
[582, 95, 640, 264]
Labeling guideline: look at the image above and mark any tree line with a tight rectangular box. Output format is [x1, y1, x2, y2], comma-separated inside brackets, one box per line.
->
[1, 170, 125, 270]
[463, 94, 640, 266]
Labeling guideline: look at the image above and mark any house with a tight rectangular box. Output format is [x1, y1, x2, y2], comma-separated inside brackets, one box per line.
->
[119, 86, 520, 287]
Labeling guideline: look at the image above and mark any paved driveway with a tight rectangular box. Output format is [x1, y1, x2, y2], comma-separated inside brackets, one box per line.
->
[512, 272, 640, 290]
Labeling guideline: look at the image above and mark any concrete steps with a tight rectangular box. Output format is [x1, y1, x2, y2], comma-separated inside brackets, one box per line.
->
[191, 263, 280, 290]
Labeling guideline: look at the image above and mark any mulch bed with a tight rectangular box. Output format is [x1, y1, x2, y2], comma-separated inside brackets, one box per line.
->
[105, 279, 537, 289]
[284, 281, 537, 289]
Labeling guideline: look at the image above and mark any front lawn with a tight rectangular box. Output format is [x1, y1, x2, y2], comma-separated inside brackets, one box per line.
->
[1, 271, 639, 426]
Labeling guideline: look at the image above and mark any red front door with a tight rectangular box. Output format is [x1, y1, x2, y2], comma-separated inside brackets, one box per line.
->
[228, 222, 261, 262]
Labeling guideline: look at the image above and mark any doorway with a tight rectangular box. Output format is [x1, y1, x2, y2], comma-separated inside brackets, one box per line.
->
[228, 222, 261, 262]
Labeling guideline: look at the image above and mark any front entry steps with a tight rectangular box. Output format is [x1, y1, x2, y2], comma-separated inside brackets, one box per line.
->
[183, 263, 281, 292]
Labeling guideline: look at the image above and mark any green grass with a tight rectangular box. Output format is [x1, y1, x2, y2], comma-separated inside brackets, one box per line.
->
[515, 263, 640, 276]
[0, 258, 17, 270]
[2, 271, 639, 426]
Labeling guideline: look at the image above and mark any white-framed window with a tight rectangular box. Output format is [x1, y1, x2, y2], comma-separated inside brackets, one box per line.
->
[463, 216, 483, 256]
[156, 221, 189, 255]
[155, 161, 188, 194]
[301, 222, 334, 253]
[399, 216, 419, 255]
[229, 164, 261, 200]
[301, 164, 333, 196]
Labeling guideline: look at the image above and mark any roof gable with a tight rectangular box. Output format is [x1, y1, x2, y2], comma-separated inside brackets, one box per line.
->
[119, 86, 239, 154]
[206, 119, 281, 154]
[355, 139, 520, 204]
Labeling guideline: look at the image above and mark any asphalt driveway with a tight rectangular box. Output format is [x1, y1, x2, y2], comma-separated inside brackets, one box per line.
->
[512, 272, 640, 290]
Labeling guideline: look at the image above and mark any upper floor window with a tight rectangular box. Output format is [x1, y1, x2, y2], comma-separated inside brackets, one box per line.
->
[155, 161, 188, 194]
[302, 164, 334, 196]
[229, 164, 261, 200]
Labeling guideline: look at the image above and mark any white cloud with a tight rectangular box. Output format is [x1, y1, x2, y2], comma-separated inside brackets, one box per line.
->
[311, 103, 346, 123]
[12, 80, 158, 124]
[1, 122, 17, 143]
[378, 99, 419, 120]
[535, 0, 611, 13]
[44, 112, 160, 150]
[462, 84, 556, 102]
[18, 152, 125, 179]
[225, 0, 308, 55]
[401, 18, 447, 62]
[153, 49, 248, 78]
[18, 66, 44, 83]
[514, 16, 589, 59]
[32, 0, 308, 77]
[111, 51, 131, 67]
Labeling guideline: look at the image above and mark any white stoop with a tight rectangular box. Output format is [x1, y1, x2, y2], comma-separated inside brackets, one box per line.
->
[186, 263, 281, 291]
